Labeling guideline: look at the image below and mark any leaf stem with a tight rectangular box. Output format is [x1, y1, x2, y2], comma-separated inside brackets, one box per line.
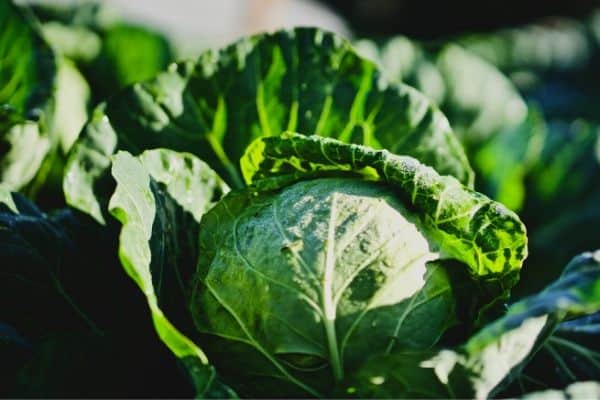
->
[324, 194, 343, 381]
[206, 134, 244, 189]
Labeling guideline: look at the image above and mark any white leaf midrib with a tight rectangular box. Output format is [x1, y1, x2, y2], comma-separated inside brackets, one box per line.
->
[323, 193, 344, 381]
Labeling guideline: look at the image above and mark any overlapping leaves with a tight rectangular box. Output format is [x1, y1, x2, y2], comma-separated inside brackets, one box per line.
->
[108, 150, 234, 397]
[242, 132, 527, 284]
[64, 27, 473, 223]
[341, 250, 600, 399]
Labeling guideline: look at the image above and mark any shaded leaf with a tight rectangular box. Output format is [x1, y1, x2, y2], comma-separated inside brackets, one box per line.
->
[427, 250, 600, 399]
[0, 192, 194, 397]
[0, 1, 56, 191]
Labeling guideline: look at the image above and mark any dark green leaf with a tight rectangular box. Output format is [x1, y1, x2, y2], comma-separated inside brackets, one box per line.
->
[0, 192, 195, 397]
[426, 250, 600, 399]
[0, 1, 55, 120]
[0, 1, 56, 191]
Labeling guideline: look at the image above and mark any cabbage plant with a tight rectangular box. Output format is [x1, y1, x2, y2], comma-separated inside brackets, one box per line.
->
[2, 3, 600, 396]
[185, 133, 526, 396]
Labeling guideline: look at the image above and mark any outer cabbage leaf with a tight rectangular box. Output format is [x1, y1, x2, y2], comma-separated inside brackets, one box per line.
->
[341, 250, 600, 399]
[446, 250, 600, 399]
[499, 312, 600, 397]
[108, 150, 234, 397]
[0, 192, 195, 397]
[242, 132, 527, 283]
[65, 27, 473, 222]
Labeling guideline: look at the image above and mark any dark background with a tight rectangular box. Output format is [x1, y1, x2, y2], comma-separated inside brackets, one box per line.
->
[318, 0, 600, 38]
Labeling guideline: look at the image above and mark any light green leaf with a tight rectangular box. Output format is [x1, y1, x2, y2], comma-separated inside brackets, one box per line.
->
[522, 381, 600, 400]
[108, 150, 233, 397]
[64, 62, 192, 222]
[192, 178, 457, 397]
[41, 21, 102, 63]
[0, 184, 18, 213]
[138, 149, 229, 222]
[1, 122, 51, 191]
[51, 58, 90, 154]
[63, 104, 117, 224]
[65, 28, 473, 220]
[241, 132, 527, 283]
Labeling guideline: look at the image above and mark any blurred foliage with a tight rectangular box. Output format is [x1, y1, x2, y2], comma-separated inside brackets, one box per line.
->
[30, 2, 175, 104]
[354, 17, 600, 296]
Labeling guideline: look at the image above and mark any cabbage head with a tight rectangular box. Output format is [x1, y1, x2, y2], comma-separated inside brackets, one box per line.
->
[188, 133, 527, 397]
